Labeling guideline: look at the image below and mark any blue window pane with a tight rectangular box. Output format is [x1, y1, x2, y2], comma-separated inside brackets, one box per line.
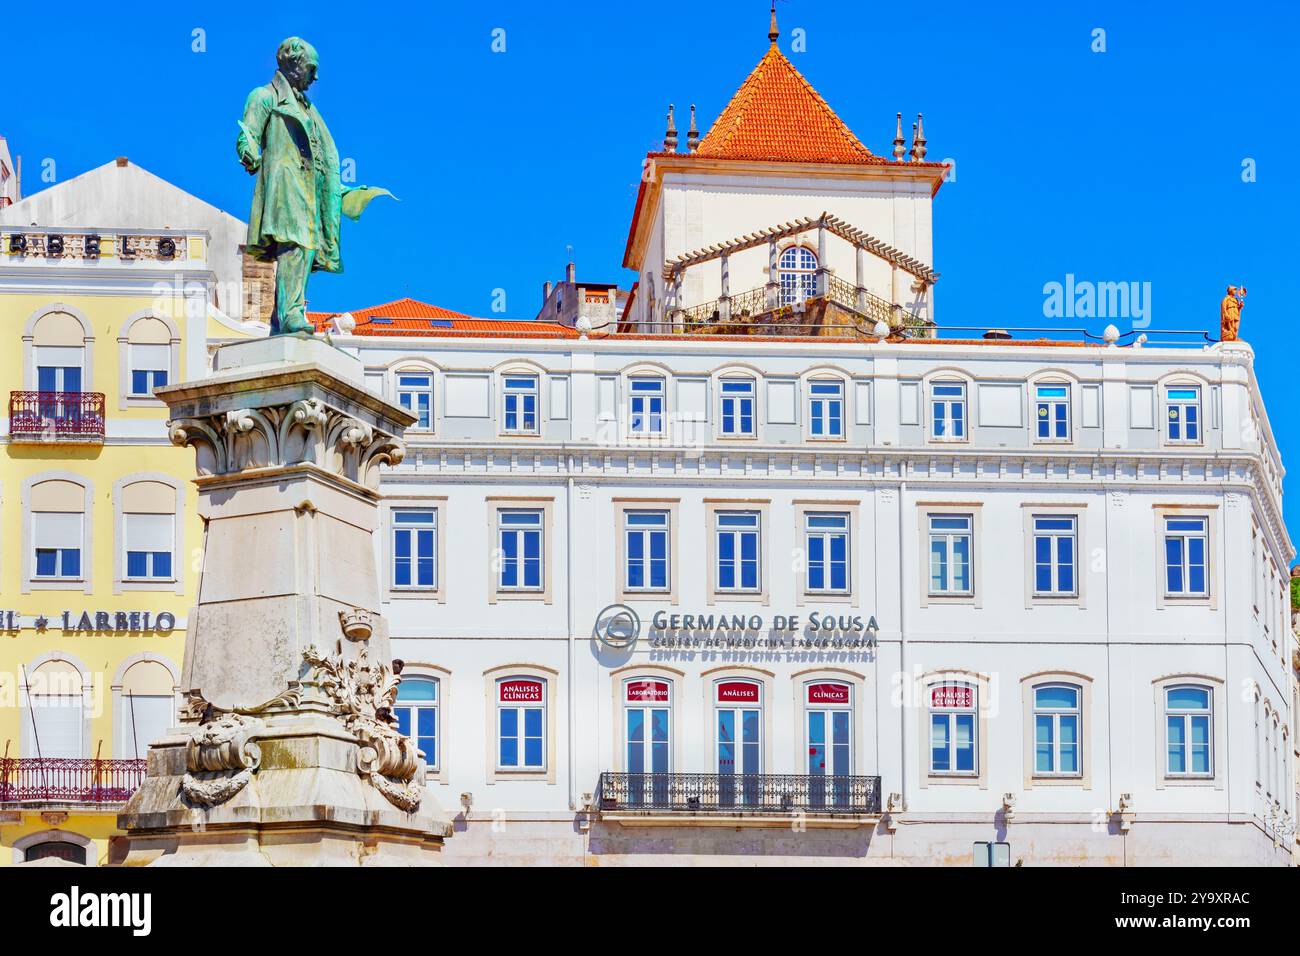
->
[1167, 686, 1210, 710]
[1035, 715, 1054, 773]
[929, 539, 947, 592]
[35, 549, 57, 576]
[500, 736, 518, 767]
[417, 709, 436, 737]
[152, 551, 172, 579]
[38, 366, 56, 392]
[522, 530, 540, 560]
[1059, 716, 1078, 773]
[1035, 685, 1078, 709]
[395, 708, 411, 737]
[127, 551, 148, 578]
[524, 708, 542, 737]
[1167, 717, 1185, 773]
[398, 679, 438, 702]
[1165, 537, 1183, 592]
[524, 737, 543, 767]
[132, 370, 149, 395]
[523, 558, 541, 588]
[930, 715, 949, 771]
[955, 714, 975, 772]
[63, 549, 80, 577]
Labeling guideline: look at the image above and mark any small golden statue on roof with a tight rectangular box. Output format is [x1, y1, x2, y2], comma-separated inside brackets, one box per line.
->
[1220, 285, 1246, 341]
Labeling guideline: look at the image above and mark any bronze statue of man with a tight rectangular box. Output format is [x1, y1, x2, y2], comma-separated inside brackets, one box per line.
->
[237, 37, 391, 335]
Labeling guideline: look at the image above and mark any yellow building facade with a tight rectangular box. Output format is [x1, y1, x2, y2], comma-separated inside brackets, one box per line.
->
[0, 175, 261, 863]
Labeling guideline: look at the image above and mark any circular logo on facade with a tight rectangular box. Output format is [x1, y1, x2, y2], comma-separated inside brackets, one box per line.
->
[594, 604, 641, 649]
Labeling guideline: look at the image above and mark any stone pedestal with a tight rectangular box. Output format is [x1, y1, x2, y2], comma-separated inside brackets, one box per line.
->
[117, 335, 451, 866]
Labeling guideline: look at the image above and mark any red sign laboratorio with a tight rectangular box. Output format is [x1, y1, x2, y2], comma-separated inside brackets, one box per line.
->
[716, 680, 760, 704]
[807, 682, 850, 705]
[499, 678, 543, 703]
[931, 684, 974, 709]
[626, 680, 670, 703]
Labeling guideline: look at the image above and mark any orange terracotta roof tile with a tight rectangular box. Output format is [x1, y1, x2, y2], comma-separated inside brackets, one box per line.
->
[308, 296, 577, 338]
[693, 43, 884, 165]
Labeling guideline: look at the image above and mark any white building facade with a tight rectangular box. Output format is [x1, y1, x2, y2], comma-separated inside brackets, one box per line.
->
[312, 16, 1294, 865]
[326, 328, 1294, 867]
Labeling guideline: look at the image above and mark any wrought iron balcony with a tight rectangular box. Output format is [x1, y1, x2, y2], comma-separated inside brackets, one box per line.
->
[0, 758, 146, 808]
[596, 771, 882, 816]
[8, 390, 105, 443]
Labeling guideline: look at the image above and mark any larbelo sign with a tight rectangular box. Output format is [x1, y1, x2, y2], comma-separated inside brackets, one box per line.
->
[649, 609, 879, 649]
[0, 609, 177, 634]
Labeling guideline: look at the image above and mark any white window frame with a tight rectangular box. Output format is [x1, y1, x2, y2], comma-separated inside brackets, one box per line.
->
[1033, 382, 1072, 442]
[501, 374, 540, 435]
[628, 375, 666, 437]
[927, 514, 973, 596]
[391, 509, 438, 590]
[1031, 683, 1082, 777]
[122, 512, 175, 583]
[395, 371, 435, 431]
[1163, 384, 1202, 446]
[806, 379, 845, 440]
[394, 675, 440, 772]
[714, 510, 762, 595]
[718, 377, 757, 438]
[1031, 515, 1078, 596]
[496, 508, 544, 593]
[804, 512, 850, 595]
[623, 509, 670, 594]
[1164, 684, 1214, 779]
[804, 680, 853, 777]
[929, 380, 968, 442]
[928, 682, 978, 777]
[1163, 515, 1209, 598]
[496, 676, 547, 772]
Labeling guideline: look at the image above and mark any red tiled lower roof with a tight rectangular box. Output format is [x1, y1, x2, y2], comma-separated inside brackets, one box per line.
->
[308, 296, 576, 337]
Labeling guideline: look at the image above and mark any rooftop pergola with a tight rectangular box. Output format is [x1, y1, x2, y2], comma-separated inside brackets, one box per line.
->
[655, 211, 939, 335]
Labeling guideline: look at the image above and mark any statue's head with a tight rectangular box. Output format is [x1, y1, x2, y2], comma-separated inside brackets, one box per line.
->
[1227, 285, 1238, 295]
[276, 37, 319, 91]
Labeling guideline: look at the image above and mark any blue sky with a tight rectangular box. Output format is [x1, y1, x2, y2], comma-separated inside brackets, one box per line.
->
[5, 0, 1298, 549]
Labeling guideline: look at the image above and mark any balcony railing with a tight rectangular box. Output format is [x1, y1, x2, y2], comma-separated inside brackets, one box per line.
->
[597, 771, 882, 815]
[0, 758, 147, 807]
[8, 391, 105, 443]
[671, 280, 928, 337]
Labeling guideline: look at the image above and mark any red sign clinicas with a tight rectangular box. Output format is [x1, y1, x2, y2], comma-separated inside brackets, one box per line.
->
[807, 682, 850, 704]
[499, 679, 543, 703]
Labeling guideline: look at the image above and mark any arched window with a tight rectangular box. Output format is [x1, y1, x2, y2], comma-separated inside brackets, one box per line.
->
[778, 247, 817, 305]
[24, 841, 86, 864]
[119, 480, 177, 586]
[805, 680, 853, 807]
[394, 677, 439, 769]
[31, 310, 86, 393]
[25, 660, 85, 759]
[1032, 683, 1081, 776]
[29, 478, 87, 586]
[1165, 684, 1213, 777]
[496, 676, 545, 770]
[623, 677, 671, 806]
[125, 317, 171, 397]
[929, 681, 977, 775]
[714, 678, 762, 805]
[117, 661, 175, 759]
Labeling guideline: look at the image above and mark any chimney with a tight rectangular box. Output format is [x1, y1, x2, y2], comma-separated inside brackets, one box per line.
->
[543, 280, 553, 305]
[566, 261, 576, 284]
[115, 157, 129, 167]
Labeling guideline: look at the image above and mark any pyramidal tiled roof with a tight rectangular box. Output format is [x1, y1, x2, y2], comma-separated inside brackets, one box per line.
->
[693, 42, 884, 165]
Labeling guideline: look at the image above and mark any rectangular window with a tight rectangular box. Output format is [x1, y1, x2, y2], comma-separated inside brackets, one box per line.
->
[931, 381, 966, 440]
[719, 379, 756, 437]
[497, 678, 545, 770]
[808, 381, 844, 438]
[930, 684, 977, 775]
[396, 373, 434, 430]
[1164, 516, 1208, 596]
[498, 510, 543, 591]
[1165, 685, 1212, 777]
[715, 511, 760, 593]
[129, 344, 170, 397]
[392, 510, 437, 589]
[124, 512, 174, 581]
[1035, 384, 1070, 440]
[624, 511, 669, 592]
[629, 377, 665, 436]
[394, 678, 438, 769]
[36, 346, 82, 393]
[1165, 386, 1201, 444]
[1032, 516, 1077, 596]
[928, 515, 973, 595]
[33, 512, 82, 579]
[502, 375, 539, 434]
[805, 513, 849, 593]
